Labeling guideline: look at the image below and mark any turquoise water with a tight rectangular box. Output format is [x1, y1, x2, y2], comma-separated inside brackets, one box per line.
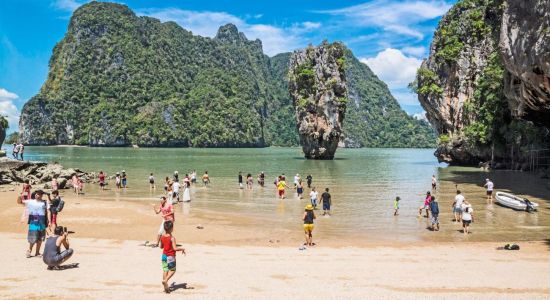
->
[13, 146, 550, 242]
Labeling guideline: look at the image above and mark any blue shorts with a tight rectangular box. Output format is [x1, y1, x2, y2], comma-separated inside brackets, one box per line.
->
[323, 203, 330, 210]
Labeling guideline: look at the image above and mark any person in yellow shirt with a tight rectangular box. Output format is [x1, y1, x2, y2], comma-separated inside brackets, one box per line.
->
[277, 176, 287, 199]
[302, 204, 316, 246]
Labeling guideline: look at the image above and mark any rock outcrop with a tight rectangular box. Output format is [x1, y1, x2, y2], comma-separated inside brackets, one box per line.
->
[417, 0, 550, 166]
[288, 42, 348, 159]
[0, 117, 6, 148]
[0, 157, 94, 188]
[500, 0, 550, 127]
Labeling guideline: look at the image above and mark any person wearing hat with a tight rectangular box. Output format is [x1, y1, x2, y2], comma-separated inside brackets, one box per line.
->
[17, 189, 50, 258]
[419, 191, 431, 218]
[152, 196, 174, 247]
[173, 171, 179, 183]
[121, 170, 127, 189]
[302, 204, 316, 246]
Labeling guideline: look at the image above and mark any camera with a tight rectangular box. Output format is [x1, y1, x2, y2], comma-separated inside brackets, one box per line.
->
[63, 227, 76, 234]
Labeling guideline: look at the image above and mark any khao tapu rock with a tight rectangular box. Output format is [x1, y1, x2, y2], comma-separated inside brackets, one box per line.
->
[416, 0, 550, 167]
[500, 0, 550, 127]
[288, 41, 348, 159]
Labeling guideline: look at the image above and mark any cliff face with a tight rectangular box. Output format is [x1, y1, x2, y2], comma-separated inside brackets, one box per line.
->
[417, 0, 550, 166]
[288, 42, 347, 159]
[20, 1, 435, 148]
[500, 0, 550, 127]
[19, 2, 286, 147]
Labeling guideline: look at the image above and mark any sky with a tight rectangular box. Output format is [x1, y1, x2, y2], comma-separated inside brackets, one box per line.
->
[0, 0, 456, 133]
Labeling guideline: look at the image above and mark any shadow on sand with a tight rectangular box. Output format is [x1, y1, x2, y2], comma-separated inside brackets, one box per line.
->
[171, 282, 194, 291]
[50, 263, 79, 270]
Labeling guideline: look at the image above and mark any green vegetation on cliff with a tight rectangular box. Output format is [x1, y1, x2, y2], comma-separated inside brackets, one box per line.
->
[20, 1, 435, 148]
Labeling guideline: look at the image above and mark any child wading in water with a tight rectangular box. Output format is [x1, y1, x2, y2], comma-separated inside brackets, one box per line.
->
[159, 220, 185, 293]
[394, 196, 400, 216]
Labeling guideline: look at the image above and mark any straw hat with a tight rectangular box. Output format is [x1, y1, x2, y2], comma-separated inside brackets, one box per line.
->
[305, 204, 314, 210]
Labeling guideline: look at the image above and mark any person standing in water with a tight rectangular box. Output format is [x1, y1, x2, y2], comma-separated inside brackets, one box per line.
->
[149, 173, 156, 190]
[259, 172, 265, 187]
[302, 204, 316, 246]
[294, 174, 300, 188]
[429, 195, 440, 231]
[484, 178, 494, 203]
[191, 170, 197, 185]
[173, 171, 179, 183]
[238, 172, 243, 189]
[98, 171, 106, 191]
[246, 173, 253, 190]
[277, 176, 287, 199]
[394, 196, 400, 216]
[320, 188, 332, 216]
[202, 171, 210, 187]
[309, 187, 319, 209]
[306, 174, 313, 189]
[431, 175, 437, 190]
[296, 180, 304, 199]
[452, 190, 465, 222]
[115, 172, 121, 190]
[418, 191, 431, 218]
[159, 220, 186, 293]
[461, 200, 474, 234]
[121, 170, 127, 189]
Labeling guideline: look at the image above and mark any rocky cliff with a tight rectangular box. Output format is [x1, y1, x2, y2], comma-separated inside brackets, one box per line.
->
[0, 116, 6, 148]
[288, 42, 347, 159]
[500, 0, 550, 127]
[19, 1, 435, 148]
[416, 0, 550, 166]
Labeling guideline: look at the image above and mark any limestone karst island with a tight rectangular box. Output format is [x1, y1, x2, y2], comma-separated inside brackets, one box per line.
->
[0, 1, 549, 299]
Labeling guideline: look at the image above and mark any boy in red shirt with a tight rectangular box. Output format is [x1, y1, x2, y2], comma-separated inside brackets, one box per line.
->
[160, 221, 185, 293]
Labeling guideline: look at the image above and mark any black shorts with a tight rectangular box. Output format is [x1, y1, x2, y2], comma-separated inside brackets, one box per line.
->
[462, 220, 472, 226]
[486, 190, 493, 196]
[150, 180, 154, 184]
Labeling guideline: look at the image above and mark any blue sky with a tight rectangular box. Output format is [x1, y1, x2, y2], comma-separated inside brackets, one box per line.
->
[0, 0, 456, 133]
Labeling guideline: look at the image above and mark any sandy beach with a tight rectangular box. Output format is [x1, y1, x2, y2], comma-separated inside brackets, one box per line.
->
[1, 188, 550, 299]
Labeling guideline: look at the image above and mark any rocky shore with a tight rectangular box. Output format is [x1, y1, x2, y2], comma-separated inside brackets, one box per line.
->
[0, 157, 94, 189]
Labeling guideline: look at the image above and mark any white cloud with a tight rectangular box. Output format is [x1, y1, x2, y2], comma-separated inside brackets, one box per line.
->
[413, 111, 428, 121]
[401, 46, 426, 57]
[391, 90, 420, 106]
[0, 88, 20, 130]
[360, 48, 422, 89]
[138, 8, 316, 56]
[52, 0, 84, 12]
[319, 0, 451, 39]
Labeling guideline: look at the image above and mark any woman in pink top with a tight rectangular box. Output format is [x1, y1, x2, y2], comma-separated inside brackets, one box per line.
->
[153, 196, 174, 247]
[71, 174, 79, 194]
[418, 191, 431, 218]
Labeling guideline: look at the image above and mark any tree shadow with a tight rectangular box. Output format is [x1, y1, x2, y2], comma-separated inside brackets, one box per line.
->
[445, 170, 550, 202]
[171, 282, 194, 291]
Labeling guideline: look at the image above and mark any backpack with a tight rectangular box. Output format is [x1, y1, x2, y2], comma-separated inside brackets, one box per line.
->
[56, 199, 65, 213]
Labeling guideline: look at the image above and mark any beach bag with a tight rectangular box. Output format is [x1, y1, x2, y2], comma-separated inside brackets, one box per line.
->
[56, 200, 65, 213]
[504, 244, 520, 250]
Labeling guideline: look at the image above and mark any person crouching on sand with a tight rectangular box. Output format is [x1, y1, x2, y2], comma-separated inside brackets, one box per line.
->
[159, 220, 186, 293]
[303, 204, 316, 246]
[153, 196, 174, 247]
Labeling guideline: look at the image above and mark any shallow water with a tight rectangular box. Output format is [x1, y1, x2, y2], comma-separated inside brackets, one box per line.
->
[15, 146, 550, 243]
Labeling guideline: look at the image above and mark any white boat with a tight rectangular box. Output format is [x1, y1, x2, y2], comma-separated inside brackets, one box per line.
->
[495, 191, 539, 211]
